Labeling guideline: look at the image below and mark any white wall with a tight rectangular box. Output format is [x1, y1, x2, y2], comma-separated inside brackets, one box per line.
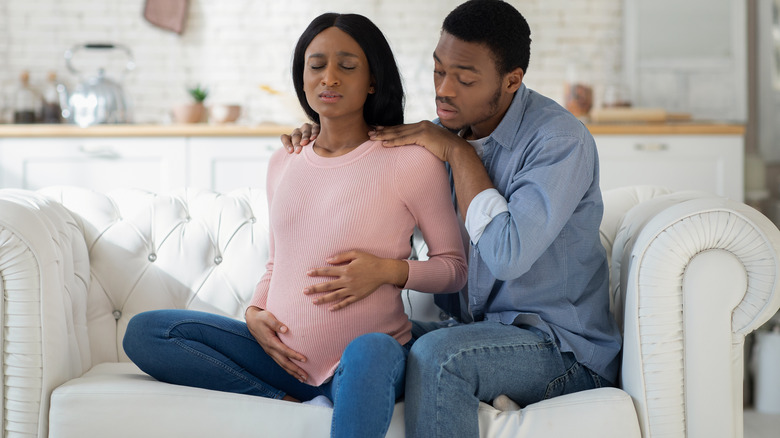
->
[0, 0, 623, 125]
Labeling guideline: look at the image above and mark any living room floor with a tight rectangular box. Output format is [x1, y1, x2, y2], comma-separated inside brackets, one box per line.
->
[744, 409, 780, 438]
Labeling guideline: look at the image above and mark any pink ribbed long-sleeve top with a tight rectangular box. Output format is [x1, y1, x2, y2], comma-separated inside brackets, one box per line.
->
[250, 140, 467, 386]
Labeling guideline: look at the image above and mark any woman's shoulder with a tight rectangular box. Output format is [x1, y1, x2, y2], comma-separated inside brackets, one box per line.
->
[377, 141, 441, 167]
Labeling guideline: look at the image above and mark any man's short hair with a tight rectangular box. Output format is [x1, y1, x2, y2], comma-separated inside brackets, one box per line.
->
[442, 0, 532, 75]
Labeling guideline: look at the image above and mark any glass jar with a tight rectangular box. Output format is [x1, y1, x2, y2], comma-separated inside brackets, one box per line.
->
[13, 71, 40, 124]
[563, 58, 593, 118]
[41, 71, 63, 124]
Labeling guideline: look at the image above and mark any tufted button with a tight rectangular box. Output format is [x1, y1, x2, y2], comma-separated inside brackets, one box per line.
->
[148, 253, 157, 262]
[250, 217, 256, 223]
[214, 255, 223, 265]
[113, 310, 122, 320]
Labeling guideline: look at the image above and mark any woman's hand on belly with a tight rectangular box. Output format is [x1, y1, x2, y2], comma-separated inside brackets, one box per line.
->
[245, 306, 308, 382]
[303, 250, 409, 311]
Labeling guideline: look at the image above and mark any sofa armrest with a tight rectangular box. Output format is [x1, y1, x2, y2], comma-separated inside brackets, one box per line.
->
[0, 189, 91, 438]
[611, 192, 780, 438]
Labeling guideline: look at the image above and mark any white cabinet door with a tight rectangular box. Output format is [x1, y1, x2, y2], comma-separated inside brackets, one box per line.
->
[0, 137, 186, 192]
[187, 136, 281, 192]
[594, 135, 744, 201]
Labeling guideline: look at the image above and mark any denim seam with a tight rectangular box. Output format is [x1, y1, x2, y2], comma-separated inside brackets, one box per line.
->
[382, 353, 406, 429]
[543, 359, 579, 400]
[165, 320, 284, 399]
[330, 367, 344, 437]
[434, 339, 554, 438]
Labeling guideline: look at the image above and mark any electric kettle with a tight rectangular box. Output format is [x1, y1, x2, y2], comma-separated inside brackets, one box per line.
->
[60, 43, 135, 127]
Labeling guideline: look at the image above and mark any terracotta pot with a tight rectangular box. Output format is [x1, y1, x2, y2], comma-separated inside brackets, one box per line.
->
[209, 104, 241, 124]
[172, 102, 205, 123]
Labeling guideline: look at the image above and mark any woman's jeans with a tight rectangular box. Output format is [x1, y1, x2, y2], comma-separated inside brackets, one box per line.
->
[405, 319, 611, 438]
[123, 309, 408, 438]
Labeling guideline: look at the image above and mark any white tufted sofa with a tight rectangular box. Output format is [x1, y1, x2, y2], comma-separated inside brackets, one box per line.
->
[1, 184, 779, 438]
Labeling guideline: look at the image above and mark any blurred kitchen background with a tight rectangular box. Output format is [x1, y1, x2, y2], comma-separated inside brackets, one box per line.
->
[0, 0, 777, 206]
[3, 0, 780, 430]
[0, 0, 629, 126]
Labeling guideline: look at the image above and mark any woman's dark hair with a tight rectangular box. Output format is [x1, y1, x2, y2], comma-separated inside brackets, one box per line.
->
[443, 0, 531, 75]
[292, 13, 404, 126]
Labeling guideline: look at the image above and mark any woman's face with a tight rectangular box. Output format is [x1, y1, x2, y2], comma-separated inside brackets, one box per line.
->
[303, 27, 374, 123]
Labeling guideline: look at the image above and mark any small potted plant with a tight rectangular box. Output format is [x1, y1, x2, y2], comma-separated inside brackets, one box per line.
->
[172, 84, 209, 123]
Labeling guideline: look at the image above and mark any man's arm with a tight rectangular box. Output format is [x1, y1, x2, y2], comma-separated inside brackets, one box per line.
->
[369, 121, 492, 221]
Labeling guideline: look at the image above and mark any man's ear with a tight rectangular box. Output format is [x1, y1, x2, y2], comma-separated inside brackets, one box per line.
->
[505, 67, 524, 93]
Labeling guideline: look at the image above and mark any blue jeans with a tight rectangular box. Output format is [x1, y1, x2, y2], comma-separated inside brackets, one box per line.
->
[405, 320, 609, 438]
[123, 309, 408, 438]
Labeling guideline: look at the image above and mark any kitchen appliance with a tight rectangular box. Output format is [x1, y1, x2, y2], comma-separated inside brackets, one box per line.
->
[752, 0, 780, 163]
[61, 43, 135, 127]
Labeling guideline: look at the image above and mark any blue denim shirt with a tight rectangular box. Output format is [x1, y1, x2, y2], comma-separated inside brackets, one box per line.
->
[435, 84, 622, 382]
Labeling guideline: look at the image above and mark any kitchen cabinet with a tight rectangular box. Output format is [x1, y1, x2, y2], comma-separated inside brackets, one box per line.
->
[0, 124, 745, 202]
[188, 137, 279, 193]
[623, 0, 747, 122]
[0, 137, 187, 192]
[0, 124, 288, 194]
[593, 133, 744, 202]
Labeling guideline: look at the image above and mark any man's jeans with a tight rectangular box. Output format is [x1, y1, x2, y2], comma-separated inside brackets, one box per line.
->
[405, 320, 609, 438]
[123, 309, 408, 438]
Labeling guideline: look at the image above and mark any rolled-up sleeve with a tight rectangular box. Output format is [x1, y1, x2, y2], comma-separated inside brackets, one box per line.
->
[474, 134, 594, 280]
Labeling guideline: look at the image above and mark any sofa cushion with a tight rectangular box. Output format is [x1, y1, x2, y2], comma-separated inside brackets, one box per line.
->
[50, 362, 639, 438]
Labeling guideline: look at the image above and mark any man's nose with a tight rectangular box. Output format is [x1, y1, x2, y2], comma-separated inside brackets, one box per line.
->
[435, 75, 456, 97]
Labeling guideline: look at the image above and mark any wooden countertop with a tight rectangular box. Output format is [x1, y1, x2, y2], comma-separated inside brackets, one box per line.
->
[586, 122, 745, 135]
[0, 123, 297, 138]
[0, 121, 746, 137]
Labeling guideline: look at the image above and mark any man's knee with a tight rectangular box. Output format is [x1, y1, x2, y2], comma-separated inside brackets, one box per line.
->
[408, 328, 459, 374]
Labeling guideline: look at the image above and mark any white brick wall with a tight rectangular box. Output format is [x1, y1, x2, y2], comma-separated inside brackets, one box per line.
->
[0, 0, 623, 125]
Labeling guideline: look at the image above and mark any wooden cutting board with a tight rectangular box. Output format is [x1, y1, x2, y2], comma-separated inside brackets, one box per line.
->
[589, 107, 692, 123]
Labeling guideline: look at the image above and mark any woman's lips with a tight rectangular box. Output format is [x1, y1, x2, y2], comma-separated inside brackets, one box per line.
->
[319, 91, 342, 103]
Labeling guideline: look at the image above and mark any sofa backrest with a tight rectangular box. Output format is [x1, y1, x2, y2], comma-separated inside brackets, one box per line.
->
[41, 184, 675, 368]
[41, 187, 271, 365]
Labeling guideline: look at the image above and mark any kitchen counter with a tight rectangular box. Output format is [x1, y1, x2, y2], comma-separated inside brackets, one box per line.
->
[586, 122, 745, 136]
[0, 123, 297, 138]
[0, 121, 745, 137]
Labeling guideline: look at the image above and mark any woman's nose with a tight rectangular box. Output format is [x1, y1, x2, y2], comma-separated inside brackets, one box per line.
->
[321, 65, 340, 86]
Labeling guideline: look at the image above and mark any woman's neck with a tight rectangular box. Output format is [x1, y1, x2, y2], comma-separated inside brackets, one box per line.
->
[313, 117, 371, 157]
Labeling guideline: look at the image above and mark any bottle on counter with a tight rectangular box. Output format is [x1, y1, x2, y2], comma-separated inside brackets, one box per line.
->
[13, 70, 40, 124]
[41, 71, 63, 124]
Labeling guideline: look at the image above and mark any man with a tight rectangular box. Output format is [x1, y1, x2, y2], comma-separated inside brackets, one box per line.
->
[284, 1, 621, 436]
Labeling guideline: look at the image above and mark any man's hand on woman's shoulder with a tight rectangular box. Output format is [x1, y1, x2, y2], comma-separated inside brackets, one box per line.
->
[281, 123, 319, 154]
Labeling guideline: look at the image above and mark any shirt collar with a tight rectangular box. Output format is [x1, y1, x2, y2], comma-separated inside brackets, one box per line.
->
[486, 83, 529, 151]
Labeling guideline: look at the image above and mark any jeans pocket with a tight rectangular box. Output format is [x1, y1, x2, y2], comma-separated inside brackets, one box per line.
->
[543, 361, 579, 400]
[543, 358, 602, 399]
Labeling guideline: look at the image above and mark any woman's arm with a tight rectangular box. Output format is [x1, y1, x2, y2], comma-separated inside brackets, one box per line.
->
[395, 146, 468, 294]
[245, 149, 308, 380]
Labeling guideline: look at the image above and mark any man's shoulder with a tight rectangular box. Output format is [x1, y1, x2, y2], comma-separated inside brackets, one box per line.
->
[495, 86, 592, 149]
[524, 89, 589, 135]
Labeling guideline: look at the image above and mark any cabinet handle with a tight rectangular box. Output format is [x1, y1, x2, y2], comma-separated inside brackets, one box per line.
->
[78, 145, 121, 159]
[634, 143, 669, 152]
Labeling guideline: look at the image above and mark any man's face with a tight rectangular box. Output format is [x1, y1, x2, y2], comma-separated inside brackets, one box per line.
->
[433, 32, 517, 137]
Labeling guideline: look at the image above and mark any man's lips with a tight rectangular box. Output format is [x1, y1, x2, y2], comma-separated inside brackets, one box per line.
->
[436, 102, 458, 120]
